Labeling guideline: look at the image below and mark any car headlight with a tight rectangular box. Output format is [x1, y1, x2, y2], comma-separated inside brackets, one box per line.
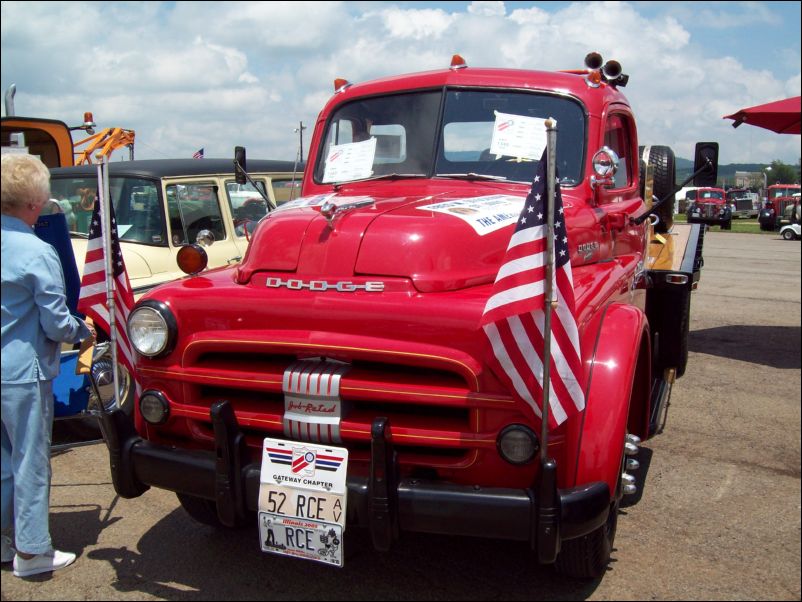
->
[127, 300, 177, 358]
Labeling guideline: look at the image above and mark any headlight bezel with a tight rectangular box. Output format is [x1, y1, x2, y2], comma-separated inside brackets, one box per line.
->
[127, 299, 177, 359]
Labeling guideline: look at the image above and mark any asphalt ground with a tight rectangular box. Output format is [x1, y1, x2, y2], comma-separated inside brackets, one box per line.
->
[2, 231, 800, 601]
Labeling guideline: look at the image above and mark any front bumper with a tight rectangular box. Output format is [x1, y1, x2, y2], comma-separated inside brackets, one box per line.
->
[100, 401, 610, 562]
[687, 214, 729, 225]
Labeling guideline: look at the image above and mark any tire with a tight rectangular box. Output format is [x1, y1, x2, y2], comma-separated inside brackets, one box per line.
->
[555, 458, 622, 579]
[177, 493, 252, 529]
[640, 145, 676, 234]
[64, 342, 134, 440]
[177, 494, 226, 527]
[782, 229, 795, 240]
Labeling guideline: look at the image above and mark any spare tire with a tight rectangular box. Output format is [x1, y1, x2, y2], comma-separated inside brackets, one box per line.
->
[639, 145, 676, 233]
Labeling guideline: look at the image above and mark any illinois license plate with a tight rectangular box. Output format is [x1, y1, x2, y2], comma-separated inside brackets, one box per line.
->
[259, 438, 349, 567]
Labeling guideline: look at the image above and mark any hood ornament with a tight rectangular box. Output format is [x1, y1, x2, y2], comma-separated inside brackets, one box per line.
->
[320, 197, 375, 228]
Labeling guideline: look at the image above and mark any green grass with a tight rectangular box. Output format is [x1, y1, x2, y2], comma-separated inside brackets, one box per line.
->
[671, 214, 772, 235]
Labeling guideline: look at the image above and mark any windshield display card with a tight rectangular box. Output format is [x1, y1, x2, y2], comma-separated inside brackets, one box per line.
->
[489, 112, 550, 160]
[322, 137, 376, 183]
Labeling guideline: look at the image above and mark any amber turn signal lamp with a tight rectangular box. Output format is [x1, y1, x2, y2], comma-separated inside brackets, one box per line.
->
[177, 244, 208, 275]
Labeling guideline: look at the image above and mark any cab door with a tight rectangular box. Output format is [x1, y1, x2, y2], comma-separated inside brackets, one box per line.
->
[594, 108, 645, 259]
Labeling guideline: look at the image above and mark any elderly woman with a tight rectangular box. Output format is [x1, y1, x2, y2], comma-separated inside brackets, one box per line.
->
[1, 153, 94, 577]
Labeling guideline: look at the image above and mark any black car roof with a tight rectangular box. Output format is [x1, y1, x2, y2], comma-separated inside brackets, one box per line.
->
[50, 158, 302, 179]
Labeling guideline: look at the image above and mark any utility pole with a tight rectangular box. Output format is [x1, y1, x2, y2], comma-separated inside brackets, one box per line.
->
[294, 122, 307, 163]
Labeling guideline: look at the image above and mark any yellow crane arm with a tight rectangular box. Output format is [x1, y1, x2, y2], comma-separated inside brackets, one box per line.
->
[74, 127, 135, 164]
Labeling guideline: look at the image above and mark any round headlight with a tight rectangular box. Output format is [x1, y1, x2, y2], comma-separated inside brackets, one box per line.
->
[497, 425, 539, 465]
[128, 304, 173, 357]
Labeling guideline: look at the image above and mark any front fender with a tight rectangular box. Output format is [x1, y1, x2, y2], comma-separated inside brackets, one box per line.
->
[573, 303, 649, 496]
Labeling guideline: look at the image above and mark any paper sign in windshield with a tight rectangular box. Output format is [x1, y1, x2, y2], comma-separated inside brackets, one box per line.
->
[417, 195, 525, 235]
[322, 138, 376, 183]
[489, 112, 550, 161]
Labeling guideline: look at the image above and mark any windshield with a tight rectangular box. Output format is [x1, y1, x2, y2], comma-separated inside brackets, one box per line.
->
[50, 176, 166, 246]
[314, 89, 585, 186]
[771, 186, 801, 198]
[699, 190, 724, 200]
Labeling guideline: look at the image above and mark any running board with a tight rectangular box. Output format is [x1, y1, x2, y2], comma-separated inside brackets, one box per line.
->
[648, 369, 675, 436]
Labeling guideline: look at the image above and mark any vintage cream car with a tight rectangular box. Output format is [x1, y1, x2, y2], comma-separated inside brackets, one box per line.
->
[49, 158, 302, 298]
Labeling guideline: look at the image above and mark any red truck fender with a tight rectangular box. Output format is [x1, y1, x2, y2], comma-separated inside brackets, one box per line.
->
[571, 303, 650, 496]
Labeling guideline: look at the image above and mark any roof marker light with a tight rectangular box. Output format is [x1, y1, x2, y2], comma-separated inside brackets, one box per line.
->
[450, 54, 467, 70]
[585, 70, 602, 88]
[333, 78, 351, 93]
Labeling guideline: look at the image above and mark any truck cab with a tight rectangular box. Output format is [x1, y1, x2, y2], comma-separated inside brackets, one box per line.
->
[687, 187, 731, 229]
[99, 54, 711, 579]
[760, 184, 802, 231]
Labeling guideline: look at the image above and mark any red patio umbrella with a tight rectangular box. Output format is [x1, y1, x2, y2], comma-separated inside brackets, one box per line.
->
[724, 96, 801, 134]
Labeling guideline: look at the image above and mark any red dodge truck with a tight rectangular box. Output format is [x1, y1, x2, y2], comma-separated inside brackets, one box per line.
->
[100, 54, 714, 578]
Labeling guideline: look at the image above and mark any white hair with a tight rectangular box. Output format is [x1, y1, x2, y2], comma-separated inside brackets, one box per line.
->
[1, 153, 51, 214]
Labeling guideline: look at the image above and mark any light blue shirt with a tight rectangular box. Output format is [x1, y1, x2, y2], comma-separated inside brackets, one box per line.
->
[1, 214, 90, 383]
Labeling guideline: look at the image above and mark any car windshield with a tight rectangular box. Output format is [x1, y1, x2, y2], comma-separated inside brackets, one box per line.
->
[314, 89, 585, 186]
[50, 176, 167, 246]
[699, 190, 723, 200]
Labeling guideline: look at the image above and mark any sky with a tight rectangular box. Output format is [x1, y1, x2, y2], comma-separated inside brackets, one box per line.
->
[1, 1, 800, 166]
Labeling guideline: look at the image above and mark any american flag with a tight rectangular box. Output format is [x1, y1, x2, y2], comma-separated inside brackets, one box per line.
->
[480, 148, 585, 428]
[77, 194, 138, 396]
[193, 148, 204, 159]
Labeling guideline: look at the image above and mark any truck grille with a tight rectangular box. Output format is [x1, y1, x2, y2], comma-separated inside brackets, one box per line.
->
[145, 343, 522, 472]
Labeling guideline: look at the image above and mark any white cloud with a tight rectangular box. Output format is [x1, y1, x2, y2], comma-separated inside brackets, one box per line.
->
[468, 1, 506, 18]
[1, 1, 798, 164]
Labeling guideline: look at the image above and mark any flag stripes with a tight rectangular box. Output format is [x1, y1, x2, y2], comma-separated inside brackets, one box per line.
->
[481, 147, 585, 428]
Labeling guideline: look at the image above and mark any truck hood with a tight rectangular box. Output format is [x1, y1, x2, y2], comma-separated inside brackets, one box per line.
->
[236, 190, 529, 292]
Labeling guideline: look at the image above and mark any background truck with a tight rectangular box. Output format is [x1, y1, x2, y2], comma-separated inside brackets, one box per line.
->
[725, 188, 759, 218]
[100, 53, 714, 579]
[687, 187, 732, 229]
[759, 184, 802, 230]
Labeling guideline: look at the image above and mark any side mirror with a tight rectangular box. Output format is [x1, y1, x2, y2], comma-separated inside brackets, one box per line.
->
[234, 146, 247, 185]
[693, 142, 718, 187]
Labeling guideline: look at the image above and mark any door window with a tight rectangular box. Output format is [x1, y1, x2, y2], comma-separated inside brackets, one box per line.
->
[603, 114, 632, 189]
[166, 182, 226, 245]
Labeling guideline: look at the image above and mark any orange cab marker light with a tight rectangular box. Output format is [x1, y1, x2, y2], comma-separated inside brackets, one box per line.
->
[450, 54, 467, 70]
[177, 244, 208, 275]
[334, 78, 351, 93]
[586, 70, 602, 87]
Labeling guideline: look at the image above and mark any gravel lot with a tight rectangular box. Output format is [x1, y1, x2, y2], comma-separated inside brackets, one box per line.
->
[2, 231, 800, 601]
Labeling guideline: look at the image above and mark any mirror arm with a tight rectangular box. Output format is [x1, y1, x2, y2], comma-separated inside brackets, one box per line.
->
[631, 158, 713, 225]
[233, 159, 276, 210]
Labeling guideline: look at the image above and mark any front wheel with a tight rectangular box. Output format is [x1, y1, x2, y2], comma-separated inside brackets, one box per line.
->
[782, 229, 795, 240]
[554, 497, 619, 579]
[177, 493, 251, 529]
[64, 342, 134, 439]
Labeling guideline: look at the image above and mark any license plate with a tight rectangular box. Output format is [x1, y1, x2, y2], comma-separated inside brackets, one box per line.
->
[259, 513, 344, 566]
[259, 438, 349, 566]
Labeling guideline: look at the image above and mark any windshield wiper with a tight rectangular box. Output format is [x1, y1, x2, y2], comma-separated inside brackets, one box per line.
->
[333, 173, 426, 185]
[436, 173, 509, 181]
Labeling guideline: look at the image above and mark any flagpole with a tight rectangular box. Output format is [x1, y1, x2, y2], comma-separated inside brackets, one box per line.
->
[541, 118, 558, 461]
[98, 155, 120, 411]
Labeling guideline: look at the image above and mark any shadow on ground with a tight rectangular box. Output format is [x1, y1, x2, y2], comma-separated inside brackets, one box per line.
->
[66, 506, 617, 601]
[688, 325, 801, 370]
